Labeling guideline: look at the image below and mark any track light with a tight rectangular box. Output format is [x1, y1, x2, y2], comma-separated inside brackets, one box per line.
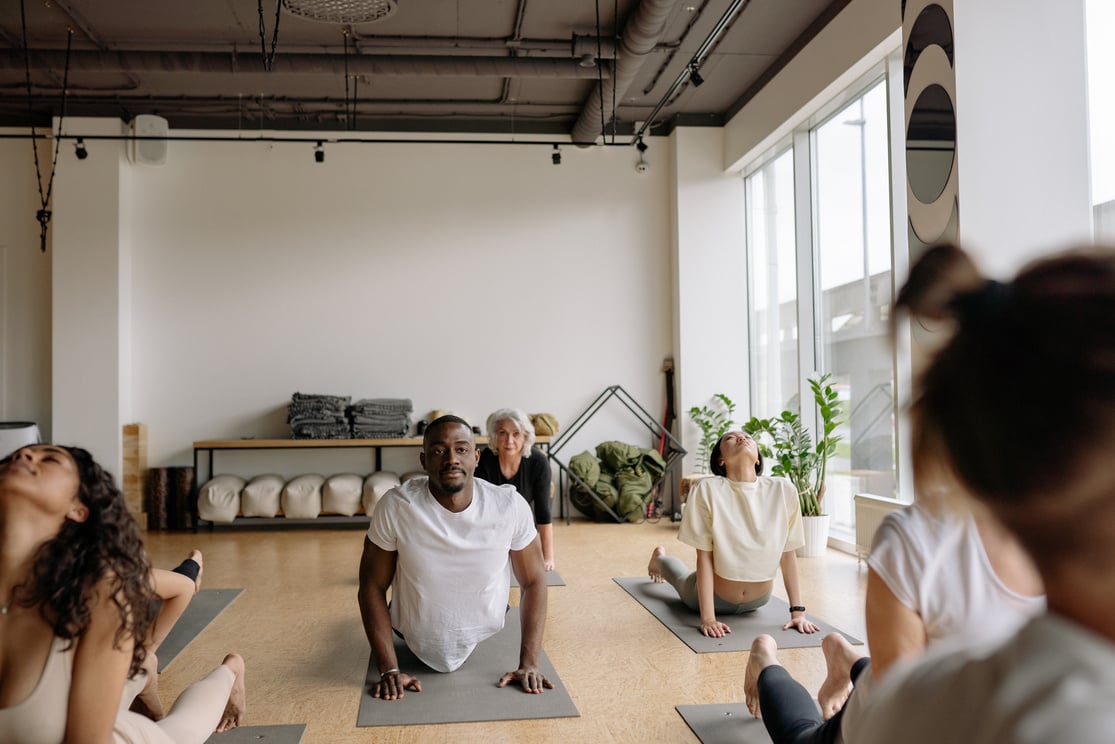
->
[551, 145, 561, 166]
[314, 141, 324, 163]
[74, 138, 88, 160]
[636, 137, 648, 154]
[688, 64, 705, 88]
[635, 137, 648, 174]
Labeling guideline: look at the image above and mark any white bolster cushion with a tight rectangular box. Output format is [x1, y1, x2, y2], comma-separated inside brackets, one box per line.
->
[363, 471, 402, 516]
[241, 474, 284, 518]
[323, 473, 364, 516]
[281, 474, 325, 519]
[197, 475, 245, 523]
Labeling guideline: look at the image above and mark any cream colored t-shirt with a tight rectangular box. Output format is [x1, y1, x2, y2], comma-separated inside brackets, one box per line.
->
[677, 476, 803, 582]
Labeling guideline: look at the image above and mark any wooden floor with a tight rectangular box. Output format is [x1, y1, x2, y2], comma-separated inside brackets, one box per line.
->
[144, 517, 868, 744]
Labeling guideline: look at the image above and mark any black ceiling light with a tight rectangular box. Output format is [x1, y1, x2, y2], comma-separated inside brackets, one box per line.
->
[551, 144, 561, 166]
[688, 64, 705, 88]
[74, 137, 88, 160]
[314, 140, 324, 163]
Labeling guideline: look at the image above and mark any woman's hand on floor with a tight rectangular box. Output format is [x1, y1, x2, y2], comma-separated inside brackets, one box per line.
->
[700, 619, 732, 638]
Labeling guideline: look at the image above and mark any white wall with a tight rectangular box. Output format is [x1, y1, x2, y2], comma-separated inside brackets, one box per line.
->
[0, 132, 53, 437]
[953, 0, 1094, 273]
[671, 128, 748, 474]
[103, 132, 674, 468]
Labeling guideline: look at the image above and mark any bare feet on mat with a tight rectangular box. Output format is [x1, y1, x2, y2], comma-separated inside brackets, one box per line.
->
[744, 634, 779, 719]
[818, 632, 861, 719]
[216, 653, 246, 733]
[189, 549, 203, 593]
[131, 651, 165, 721]
[648, 546, 667, 582]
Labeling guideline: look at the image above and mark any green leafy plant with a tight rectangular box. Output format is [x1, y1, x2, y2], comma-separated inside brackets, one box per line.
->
[687, 393, 736, 475]
[742, 374, 844, 516]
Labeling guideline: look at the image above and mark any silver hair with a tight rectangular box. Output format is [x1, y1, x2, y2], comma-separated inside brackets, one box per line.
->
[485, 407, 536, 454]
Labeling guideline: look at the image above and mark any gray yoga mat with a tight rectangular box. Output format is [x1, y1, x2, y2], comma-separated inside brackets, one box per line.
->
[510, 570, 566, 587]
[204, 724, 306, 744]
[357, 609, 579, 727]
[677, 703, 773, 744]
[158, 588, 244, 671]
[613, 577, 862, 652]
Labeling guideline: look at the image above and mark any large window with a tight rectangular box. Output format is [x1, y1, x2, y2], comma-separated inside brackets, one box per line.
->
[813, 79, 896, 539]
[746, 150, 798, 417]
[744, 67, 901, 547]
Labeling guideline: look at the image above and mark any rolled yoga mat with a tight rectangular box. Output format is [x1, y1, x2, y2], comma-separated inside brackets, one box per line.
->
[158, 588, 244, 672]
[357, 608, 579, 727]
[613, 577, 862, 652]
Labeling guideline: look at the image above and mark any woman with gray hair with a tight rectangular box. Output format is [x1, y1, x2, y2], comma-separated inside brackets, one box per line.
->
[475, 408, 555, 570]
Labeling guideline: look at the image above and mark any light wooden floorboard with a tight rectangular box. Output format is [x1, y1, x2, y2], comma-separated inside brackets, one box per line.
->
[144, 517, 868, 744]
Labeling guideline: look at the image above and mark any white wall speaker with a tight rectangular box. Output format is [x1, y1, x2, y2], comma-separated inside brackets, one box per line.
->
[129, 114, 169, 166]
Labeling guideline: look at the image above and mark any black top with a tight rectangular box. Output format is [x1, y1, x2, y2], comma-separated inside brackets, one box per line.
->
[475, 447, 552, 525]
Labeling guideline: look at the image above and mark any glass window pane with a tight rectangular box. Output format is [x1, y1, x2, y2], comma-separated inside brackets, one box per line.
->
[813, 78, 896, 541]
[747, 149, 798, 417]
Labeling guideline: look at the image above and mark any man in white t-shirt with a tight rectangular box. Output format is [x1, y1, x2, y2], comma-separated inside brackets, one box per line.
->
[357, 415, 552, 701]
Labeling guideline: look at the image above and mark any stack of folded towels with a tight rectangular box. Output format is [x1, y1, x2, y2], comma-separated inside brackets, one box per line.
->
[349, 398, 413, 438]
[288, 393, 352, 439]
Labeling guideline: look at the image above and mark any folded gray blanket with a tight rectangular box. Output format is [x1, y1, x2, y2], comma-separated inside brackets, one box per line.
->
[292, 422, 352, 439]
[349, 398, 413, 415]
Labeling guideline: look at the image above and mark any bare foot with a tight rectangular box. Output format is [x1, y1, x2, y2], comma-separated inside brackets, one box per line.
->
[817, 632, 862, 719]
[216, 653, 246, 733]
[744, 634, 779, 719]
[188, 549, 203, 594]
[130, 651, 165, 721]
[648, 546, 667, 582]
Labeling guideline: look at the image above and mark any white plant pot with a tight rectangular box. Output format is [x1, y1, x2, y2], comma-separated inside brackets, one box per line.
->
[796, 514, 831, 557]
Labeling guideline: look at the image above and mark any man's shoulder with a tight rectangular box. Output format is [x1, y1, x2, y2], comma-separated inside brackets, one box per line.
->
[385, 476, 429, 504]
[473, 477, 519, 501]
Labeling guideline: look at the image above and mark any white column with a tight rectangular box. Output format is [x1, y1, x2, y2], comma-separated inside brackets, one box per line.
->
[952, 0, 1093, 272]
[51, 117, 132, 478]
[670, 128, 749, 474]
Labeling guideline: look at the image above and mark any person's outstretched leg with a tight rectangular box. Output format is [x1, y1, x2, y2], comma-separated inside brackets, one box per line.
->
[157, 653, 246, 743]
[817, 632, 864, 719]
[745, 635, 839, 744]
[170, 548, 204, 591]
[648, 546, 700, 610]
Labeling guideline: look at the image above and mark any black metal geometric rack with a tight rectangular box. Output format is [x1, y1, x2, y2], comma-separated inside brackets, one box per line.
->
[548, 385, 686, 524]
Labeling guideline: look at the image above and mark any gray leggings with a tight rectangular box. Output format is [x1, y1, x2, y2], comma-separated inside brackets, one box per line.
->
[656, 555, 771, 613]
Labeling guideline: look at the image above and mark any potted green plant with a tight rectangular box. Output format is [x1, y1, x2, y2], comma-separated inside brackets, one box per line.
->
[742, 373, 843, 556]
[687, 393, 736, 475]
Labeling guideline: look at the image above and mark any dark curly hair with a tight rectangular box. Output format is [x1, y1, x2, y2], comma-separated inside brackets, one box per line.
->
[7, 445, 158, 678]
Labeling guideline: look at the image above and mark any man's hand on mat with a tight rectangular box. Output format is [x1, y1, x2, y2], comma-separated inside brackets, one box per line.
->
[783, 615, 820, 634]
[497, 667, 554, 694]
[700, 619, 732, 638]
[372, 671, 421, 700]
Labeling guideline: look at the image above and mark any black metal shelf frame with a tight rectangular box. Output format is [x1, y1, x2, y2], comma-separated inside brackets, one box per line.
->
[548, 385, 686, 524]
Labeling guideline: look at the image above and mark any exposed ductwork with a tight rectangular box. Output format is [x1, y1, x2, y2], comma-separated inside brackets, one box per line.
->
[0, 50, 610, 79]
[570, 0, 681, 145]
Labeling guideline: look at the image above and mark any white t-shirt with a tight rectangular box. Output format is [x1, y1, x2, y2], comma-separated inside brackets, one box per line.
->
[856, 613, 1115, 744]
[366, 476, 537, 672]
[866, 503, 1045, 648]
[676, 476, 803, 582]
[840, 504, 1044, 743]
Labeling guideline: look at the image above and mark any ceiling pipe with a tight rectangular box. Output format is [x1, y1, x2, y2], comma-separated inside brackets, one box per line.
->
[570, 0, 682, 146]
[0, 50, 611, 79]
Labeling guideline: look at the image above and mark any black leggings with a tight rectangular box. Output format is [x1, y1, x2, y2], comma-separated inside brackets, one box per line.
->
[757, 657, 871, 744]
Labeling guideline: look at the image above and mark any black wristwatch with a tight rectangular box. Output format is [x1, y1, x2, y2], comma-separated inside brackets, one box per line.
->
[789, 605, 806, 614]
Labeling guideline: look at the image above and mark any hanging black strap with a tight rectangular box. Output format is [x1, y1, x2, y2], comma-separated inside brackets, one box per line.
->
[21, 0, 72, 252]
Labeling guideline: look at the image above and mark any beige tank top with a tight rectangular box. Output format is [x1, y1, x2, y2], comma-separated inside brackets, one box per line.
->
[0, 636, 71, 744]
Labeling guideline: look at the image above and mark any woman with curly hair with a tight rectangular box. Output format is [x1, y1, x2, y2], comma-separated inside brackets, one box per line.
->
[0, 444, 246, 743]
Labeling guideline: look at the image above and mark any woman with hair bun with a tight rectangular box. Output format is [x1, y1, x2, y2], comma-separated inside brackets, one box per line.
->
[476, 408, 555, 570]
[852, 243, 1115, 743]
[0, 444, 246, 743]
